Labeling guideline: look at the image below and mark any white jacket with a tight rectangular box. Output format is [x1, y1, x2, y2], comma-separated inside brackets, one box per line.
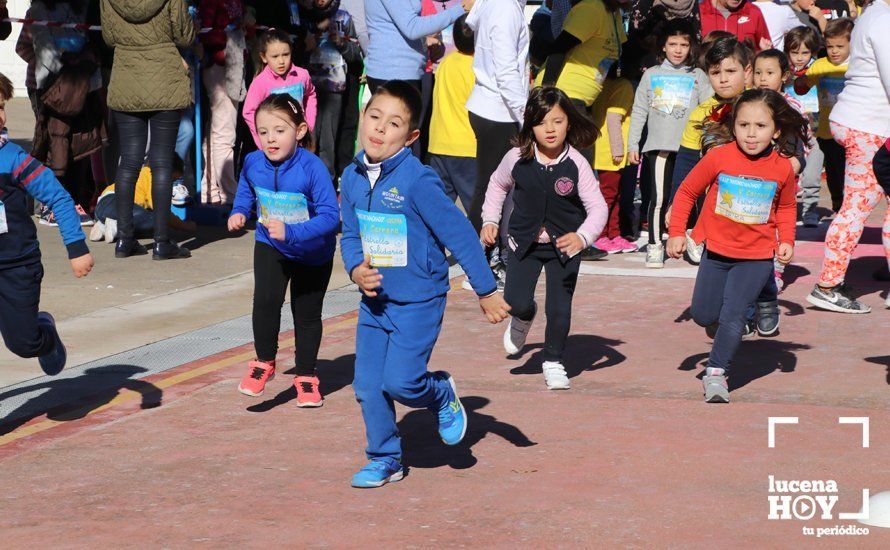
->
[465, 0, 529, 124]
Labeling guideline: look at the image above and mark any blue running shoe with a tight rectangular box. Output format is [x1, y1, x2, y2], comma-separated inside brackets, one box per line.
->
[351, 458, 404, 488]
[37, 312, 66, 376]
[433, 371, 467, 446]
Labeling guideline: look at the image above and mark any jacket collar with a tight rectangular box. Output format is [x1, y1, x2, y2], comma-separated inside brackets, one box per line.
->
[261, 146, 303, 172]
[351, 147, 413, 178]
[264, 64, 300, 81]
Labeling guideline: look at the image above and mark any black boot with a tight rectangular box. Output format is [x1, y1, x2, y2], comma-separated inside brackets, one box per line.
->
[115, 238, 148, 258]
[153, 239, 191, 260]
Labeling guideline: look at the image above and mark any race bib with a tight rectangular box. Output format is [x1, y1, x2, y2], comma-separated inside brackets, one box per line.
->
[650, 74, 695, 115]
[714, 174, 777, 225]
[0, 201, 7, 234]
[819, 77, 845, 108]
[356, 209, 408, 267]
[255, 188, 310, 225]
[270, 83, 305, 103]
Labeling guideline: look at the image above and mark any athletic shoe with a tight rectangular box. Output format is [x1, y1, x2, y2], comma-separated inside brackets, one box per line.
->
[703, 368, 729, 403]
[611, 236, 638, 253]
[171, 182, 190, 206]
[37, 206, 58, 226]
[75, 204, 94, 226]
[756, 301, 780, 337]
[806, 284, 871, 314]
[238, 360, 276, 397]
[37, 312, 67, 376]
[89, 220, 105, 242]
[294, 375, 323, 408]
[492, 263, 506, 292]
[433, 371, 467, 445]
[503, 302, 536, 355]
[594, 237, 622, 254]
[542, 361, 570, 390]
[578, 247, 608, 261]
[802, 210, 820, 227]
[350, 458, 404, 488]
[645, 243, 664, 268]
[742, 320, 757, 340]
[685, 229, 703, 264]
[104, 217, 118, 243]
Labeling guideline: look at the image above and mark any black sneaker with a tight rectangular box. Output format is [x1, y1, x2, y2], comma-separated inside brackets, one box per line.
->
[806, 284, 871, 314]
[756, 301, 780, 336]
[578, 247, 608, 261]
[37, 312, 66, 375]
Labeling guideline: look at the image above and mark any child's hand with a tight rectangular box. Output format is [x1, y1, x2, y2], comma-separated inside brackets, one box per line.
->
[627, 151, 641, 165]
[666, 236, 686, 259]
[777, 242, 794, 264]
[759, 37, 773, 52]
[265, 219, 286, 241]
[556, 232, 585, 257]
[790, 157, 802, 175]
[480, 224, 499, 247]
[352, 255, 383, 297]
[228, 213, 246, 232]
[70, 253, 94, 278]
[612, 154, 625, 165]
[479, 292, 511, 324]
[665, 205, 672, 227]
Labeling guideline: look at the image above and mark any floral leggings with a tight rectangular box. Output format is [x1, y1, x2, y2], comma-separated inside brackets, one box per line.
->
[818, 123, 890, 287]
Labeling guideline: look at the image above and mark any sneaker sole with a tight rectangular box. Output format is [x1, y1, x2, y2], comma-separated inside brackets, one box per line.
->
[805, 294, 871, 314]
[295, 399, 324, 408]
[645, 262, 664, 268]
[503, 325, 521, 355]
[546, 382, 571, 390]
[757, 324, 779, 337]
[351, 470, 404, 488]
[238, 373, 275, 397]
[442, 375, 467, 446]
[705, 392, 730, 403]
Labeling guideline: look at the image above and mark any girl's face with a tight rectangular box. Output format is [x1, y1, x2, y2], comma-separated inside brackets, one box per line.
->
[734, 101, 780, 157]
[663, 35, 691, 66]
[361, 94, 420, 164]
[754, 57, 788, 92]
[256, 109, 306, 162]
[788, 45, 813, 71]
[532, 104, 569, 154]
[708, 57, 750, 99]
[261, 41, 293, 77]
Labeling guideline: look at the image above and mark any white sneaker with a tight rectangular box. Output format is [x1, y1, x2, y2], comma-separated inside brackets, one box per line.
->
[503, 303, 536, 355]
[645, 243, 664, 268]
[171, 183, 190, 206]
[89, 221, 106, 242]
[104, 217, 118, 243]
[685, 229, 703, 264]
[542, 361, 570, 390]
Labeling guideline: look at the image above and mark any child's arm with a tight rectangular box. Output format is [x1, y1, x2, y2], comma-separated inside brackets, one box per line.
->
[574, 161, 608, 249]
[381, 0, 464, 41]
[282, 158, 340, 244]
[794, 64, 817, 95]
[302, 72, 318, 131]
[337, 17, 364, 65]
[479, 149, 519, 244]
[242, 81, 265, 149]
[667, 151, 716, 256]
[627, 73, 650, 163]
[606, 111, 626, 164]
[775, 166, 798, 252]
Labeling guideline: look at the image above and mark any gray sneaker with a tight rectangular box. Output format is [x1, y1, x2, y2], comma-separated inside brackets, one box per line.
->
[806, 284, 871, 314]
[645, 243, 665, 268]
[703, 370, 730, 403]
[756, 301, 780, 336]
[503, 302, 536, 355]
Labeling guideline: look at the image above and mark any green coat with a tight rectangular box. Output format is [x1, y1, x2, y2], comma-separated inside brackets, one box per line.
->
[101, 0, 195, 112]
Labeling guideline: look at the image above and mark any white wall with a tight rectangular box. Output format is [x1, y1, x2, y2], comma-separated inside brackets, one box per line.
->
[1, 1, 31, 95]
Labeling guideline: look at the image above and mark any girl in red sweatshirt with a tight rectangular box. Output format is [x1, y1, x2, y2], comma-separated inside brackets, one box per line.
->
[667, 88, 808, 403]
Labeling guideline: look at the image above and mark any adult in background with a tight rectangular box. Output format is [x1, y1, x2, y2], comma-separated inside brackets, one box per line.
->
[699, 0, 772, 51]
[100, 0, 195, 259]
[807, 0, 890, 313]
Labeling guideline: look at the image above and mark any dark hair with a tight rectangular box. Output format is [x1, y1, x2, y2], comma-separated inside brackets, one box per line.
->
[703, 30, 735, 45]
[783, 26, 821, 56]
[453, 14, 474, 55]
[824, 17, 854, 41]
[704, 36, 753, 71]
[657, 18, 699, 67]
[702, 88, 809, 158]
[366, 80, 423, 131]
[0, 72, 12, 101]
[255, 94, 313, 150]
[755, 48, 790, 76]
[512, 87, 598, 161]
[258, 29, 293, 57]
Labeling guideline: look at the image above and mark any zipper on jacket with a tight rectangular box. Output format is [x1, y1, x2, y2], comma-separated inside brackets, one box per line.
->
[274, 165, 279, 192]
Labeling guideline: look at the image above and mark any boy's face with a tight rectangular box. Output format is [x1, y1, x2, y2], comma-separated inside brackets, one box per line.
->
[709, 57, 750, 99]
[754, 57, 787, 92]
[361, 94, 420, 164]
[788, 45, 813, 71]
[825, 36, 850, 65]
[0, 96, 6, 129]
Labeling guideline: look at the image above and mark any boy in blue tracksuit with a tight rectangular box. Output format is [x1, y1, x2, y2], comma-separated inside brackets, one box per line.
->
[0, 73, 93, 375]
[340, 80, 511, 488]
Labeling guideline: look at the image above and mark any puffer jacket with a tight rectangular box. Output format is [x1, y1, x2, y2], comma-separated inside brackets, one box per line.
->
[100, 0, 196, 112]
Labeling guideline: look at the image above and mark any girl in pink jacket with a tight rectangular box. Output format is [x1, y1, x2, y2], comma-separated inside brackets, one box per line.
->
[243, 30, 318, 148]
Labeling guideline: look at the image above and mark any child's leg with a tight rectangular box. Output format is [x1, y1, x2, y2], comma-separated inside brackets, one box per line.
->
[251, 243, 290, 362]
[0, 264, 56, 359]
[597, 170, 622, 240]
[428, 154, 458, 203]
[503, 246, 546, 322]
[874, 144, 890, 196]
[818, 136, 847, 212]
[448, 156, 477, 214]
[541, 249, 581, 362]
[287, 260, 334, 376]
[799, 138, 824, 219]
[646, 151, 675, 245]
[468, 113, 517, 233]
[690, 251, 731, 329]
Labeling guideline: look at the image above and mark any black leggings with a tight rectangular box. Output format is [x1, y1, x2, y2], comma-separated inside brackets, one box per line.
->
[253, 242, 333, 376]
[818, 136, 846, 212]
[468, 112, 517, 233]
[504, 243, 581, 362]
[646, 150, 676, 245]
[113, 109, 181, 242]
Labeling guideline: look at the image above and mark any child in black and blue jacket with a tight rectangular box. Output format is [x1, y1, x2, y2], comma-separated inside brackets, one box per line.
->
[0, 73, 93, 375]
[339, 81, 511, 489]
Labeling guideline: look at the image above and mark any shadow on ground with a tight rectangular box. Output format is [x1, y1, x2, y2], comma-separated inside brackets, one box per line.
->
[246, 354, 355, 413]
[508, 334, 626, 379]
[679, 340, 811, 391]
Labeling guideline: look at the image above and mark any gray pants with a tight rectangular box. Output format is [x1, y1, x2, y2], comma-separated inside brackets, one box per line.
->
[798, 137, 823, 217]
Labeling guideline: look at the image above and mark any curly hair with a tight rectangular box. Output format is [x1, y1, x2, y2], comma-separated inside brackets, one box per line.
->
[513, 87, 598, 162]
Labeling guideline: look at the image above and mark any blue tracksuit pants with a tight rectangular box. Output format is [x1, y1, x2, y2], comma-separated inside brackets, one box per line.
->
[353, 295, 450, 463]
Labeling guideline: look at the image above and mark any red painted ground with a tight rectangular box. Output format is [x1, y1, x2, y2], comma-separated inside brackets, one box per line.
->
[0, 222, 888, 547]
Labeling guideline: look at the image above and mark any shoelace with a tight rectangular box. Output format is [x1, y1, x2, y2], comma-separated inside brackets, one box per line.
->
[249, 366, 267, 380]
[438, 400, 457, 427]
[297, 381, 315, 393]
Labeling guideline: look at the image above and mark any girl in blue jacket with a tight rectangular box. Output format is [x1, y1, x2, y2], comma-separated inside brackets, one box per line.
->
[228, 94, 340, 407]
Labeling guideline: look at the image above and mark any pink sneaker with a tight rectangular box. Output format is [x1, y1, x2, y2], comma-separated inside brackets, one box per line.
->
[593, 237, 621, 254]
[294, 375, 324, 408]
[611, 236, 639, 253]
[238, 360, 276, 397]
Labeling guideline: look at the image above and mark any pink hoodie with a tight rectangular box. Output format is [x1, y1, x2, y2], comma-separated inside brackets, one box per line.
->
[242, 64, 318, 148]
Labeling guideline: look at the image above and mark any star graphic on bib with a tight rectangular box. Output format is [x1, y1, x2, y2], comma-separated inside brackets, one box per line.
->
[720, 190, 735, 208]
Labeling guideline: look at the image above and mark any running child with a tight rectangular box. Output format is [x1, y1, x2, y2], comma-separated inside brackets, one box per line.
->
[627, 19, 711, 268]
[243, 29, 318, 148]
[0, 72, 93, 375]
[481, 86, 607, 390]
[339, 81, 511, 488]
[228, 94, 340, 407]
[667, 88, 808, 403]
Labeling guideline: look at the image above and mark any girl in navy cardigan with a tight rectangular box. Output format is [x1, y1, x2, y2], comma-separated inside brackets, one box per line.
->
[228, 94, 340, 407]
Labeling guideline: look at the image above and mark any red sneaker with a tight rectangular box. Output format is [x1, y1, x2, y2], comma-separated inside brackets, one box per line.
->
[238, 360, 276, 397]
[294, 375, 324, 408]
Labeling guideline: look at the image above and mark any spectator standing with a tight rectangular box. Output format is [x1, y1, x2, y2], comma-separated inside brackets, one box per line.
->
[700, 0, 773, 50]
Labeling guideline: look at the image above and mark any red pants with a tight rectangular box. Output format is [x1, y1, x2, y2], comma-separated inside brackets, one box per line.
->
[597, 170, 621, 240]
